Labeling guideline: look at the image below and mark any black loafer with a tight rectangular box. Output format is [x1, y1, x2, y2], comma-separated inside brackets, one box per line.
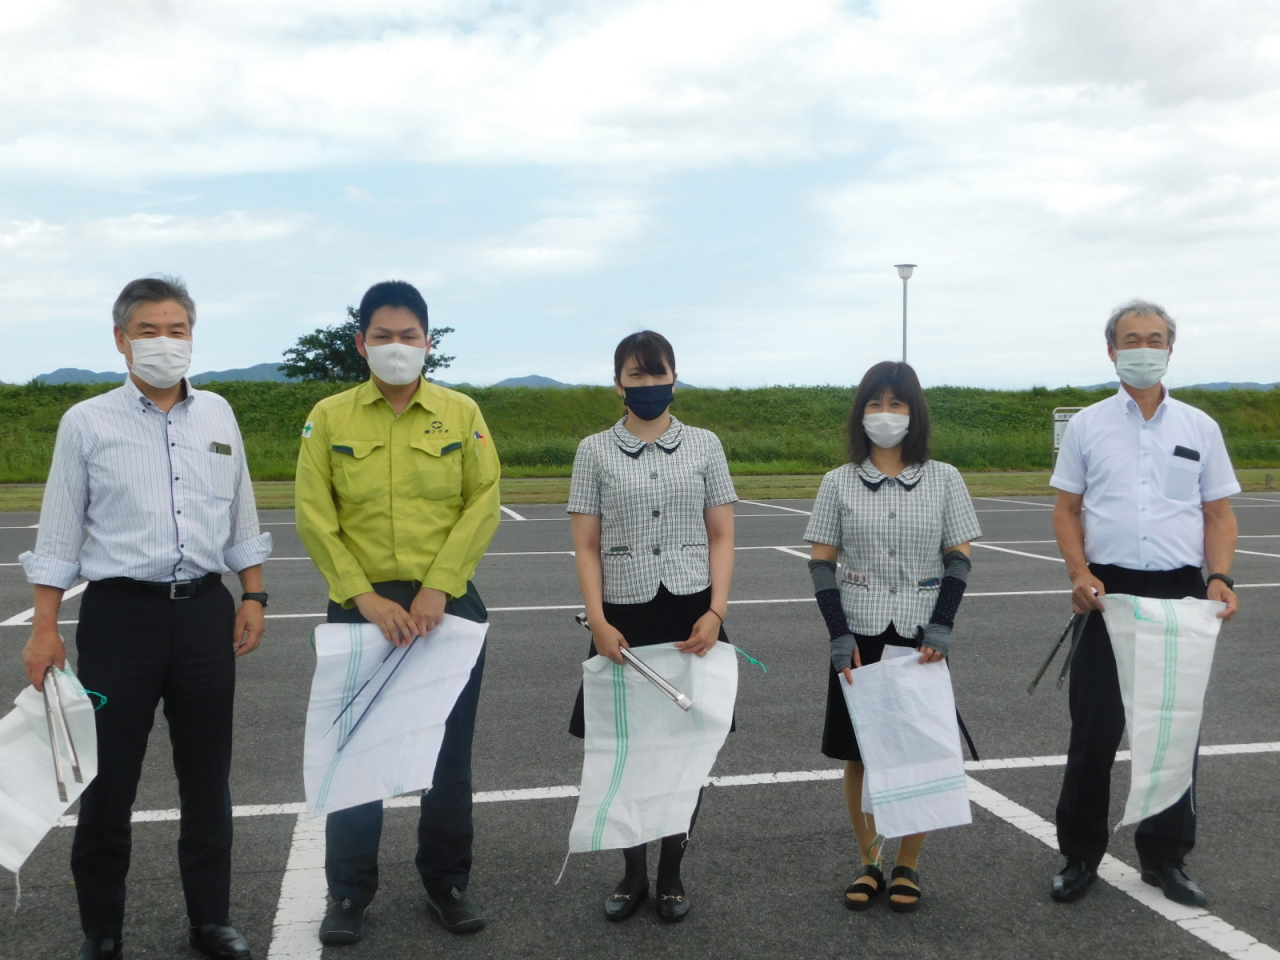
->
[604, 882, 649, 922]
[1051, 858, 1097, 902]
[319, 898, 371, 945]
[1141, 862, 1208, 907]
[656, 888, 691, 923]
[425, 886, 487, 934]
[76, 938, 122, 960]
[188, 923, 251, 960]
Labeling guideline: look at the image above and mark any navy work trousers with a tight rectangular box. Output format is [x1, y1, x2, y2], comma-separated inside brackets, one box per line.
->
[1055, 563, 1206, 872]
[323, 581, 487, 905]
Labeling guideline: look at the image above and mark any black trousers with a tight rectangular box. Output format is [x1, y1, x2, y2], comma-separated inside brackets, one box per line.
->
[324, 581, 487, 905]
[71, 580, 237, 940]
[1055, 564, 1206, 872]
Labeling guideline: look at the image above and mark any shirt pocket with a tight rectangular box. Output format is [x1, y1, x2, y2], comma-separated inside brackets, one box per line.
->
[331, 439, 387, 504]
[1164, 455, 1201, 502]
[196, 448, 237, 502]
[408, 435, 463, 500]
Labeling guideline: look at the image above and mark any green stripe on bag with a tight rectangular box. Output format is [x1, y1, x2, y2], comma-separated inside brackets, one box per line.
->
[1139, 599, 1180, 819]
[592, 662, 630, 850]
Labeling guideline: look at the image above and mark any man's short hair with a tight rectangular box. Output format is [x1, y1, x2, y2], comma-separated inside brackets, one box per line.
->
[112, 276, 196, 329]
[358, 281, 429, 334]
[1105, 299, 1176, 348]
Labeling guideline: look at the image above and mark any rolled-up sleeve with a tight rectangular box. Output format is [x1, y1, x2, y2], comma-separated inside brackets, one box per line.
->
[223, 419, 273, 572]
[19, 411, 90, 590]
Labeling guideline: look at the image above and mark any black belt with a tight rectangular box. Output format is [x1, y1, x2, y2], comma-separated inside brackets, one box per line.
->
[94, 572, 222, 600]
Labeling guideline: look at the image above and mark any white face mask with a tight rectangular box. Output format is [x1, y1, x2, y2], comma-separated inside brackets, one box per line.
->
[366, 342, 426, 386]
[1114, 347, 1169, 390]
[863, 412, 910, 449]
[128, 336, 191, 389]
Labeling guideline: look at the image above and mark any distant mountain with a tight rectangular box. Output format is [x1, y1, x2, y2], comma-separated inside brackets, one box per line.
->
[34, 363, 287, 386]
[36, 368, 126, 385]
[1181, 381, 1278, 391]
[1071, 380, 1277, 391]
[190, 363, 287, 384]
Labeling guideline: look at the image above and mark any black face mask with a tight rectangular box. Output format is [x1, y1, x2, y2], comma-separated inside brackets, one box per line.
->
[623, 383, 674, 421]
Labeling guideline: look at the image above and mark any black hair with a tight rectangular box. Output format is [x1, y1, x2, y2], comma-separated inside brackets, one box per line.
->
[847, 361, 932, 466]
[613, 330, 676, 382]
[358, 280, 429, 334]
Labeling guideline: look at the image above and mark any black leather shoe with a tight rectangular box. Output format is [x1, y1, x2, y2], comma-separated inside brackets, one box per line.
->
[1051, 858, 1097, 902]
[76, 938, 122, 960]
[319, 898, 370, 945]
[604, 881, 649, 922]
[656, 886, 691, 923]
[425, 886, 487, 934]
[1141, 862, 1208, 907]
[188, 923, 251, 960]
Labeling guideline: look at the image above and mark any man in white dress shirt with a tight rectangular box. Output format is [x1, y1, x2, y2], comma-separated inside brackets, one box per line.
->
[19, 277, 272, 960]
[1048, 300, 1239, 908]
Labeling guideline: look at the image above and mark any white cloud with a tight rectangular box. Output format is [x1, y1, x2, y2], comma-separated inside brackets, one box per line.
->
[474, 200, 647, 273]
[0, 219, 66, 257]
[83, 211, 304, 245]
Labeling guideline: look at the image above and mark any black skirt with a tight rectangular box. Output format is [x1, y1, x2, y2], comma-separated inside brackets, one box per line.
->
[568, 584, 731, 738]
[821, 624, 918, 762]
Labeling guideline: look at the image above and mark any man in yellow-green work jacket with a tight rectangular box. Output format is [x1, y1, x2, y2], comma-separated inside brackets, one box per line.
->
[295, 280, 501, 947]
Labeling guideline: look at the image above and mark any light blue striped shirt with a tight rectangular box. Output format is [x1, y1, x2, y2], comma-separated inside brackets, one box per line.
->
[19, 377, 272, 590]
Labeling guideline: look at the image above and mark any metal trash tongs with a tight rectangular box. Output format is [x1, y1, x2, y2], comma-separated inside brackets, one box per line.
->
[1027, 612, 1090, 695]
[42, 667, 84, 802]
[576, 612, 693, 711]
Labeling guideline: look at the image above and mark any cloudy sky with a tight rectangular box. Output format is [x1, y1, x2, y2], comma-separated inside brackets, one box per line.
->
[2, 0, 1278, 388]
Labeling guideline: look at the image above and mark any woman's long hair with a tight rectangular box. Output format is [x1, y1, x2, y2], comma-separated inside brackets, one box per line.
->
[846, 361, 932, 466]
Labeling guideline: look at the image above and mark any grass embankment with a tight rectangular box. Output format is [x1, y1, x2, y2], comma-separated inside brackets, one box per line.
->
[2, 381, 1278, 490]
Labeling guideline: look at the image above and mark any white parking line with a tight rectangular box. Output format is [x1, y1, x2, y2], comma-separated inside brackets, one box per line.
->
[975, 498, 1053, 508]
[1, 580, 88, 626]
[772, 546, 812, 560]
[965, 777, 1280, 960]
[1236, 549, 1280, 560]
[499, 505, 527, 521]
[51, 740, 1280, 830]
[738, 500, 813, 515]
[972, 543, 1065, 563]
[266, 813, 328, 960]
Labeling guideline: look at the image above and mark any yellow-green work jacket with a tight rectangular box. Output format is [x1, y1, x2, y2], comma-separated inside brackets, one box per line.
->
[295, 377, 501, 605]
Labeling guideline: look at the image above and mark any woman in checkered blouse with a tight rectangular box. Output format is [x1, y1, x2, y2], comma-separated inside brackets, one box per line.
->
[566, 330, 738, 924]
[804, 361, 982, 914]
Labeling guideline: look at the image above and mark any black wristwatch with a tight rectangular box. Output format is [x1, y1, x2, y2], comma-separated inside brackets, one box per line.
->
[1205, 573, 1235, 591]
[241, 592, 270, 607]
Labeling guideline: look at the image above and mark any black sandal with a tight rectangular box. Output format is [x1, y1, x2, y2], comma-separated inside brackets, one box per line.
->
[888, 865, 922, 913]
[844, 864, 884, 911]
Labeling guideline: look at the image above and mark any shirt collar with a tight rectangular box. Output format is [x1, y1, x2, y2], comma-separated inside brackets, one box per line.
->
[123, 374, 194, 411]
[856, 458, 924, 491]
[1115, 384, 1170, 422]
[612, 415, 684, 459]
[358, 376, 437, 413]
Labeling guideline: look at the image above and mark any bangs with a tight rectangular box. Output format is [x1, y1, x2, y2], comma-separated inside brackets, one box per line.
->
[614, 331, 676, 381]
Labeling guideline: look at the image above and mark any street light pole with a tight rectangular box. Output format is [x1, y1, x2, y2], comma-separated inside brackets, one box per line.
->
[894, 264, 915, 363]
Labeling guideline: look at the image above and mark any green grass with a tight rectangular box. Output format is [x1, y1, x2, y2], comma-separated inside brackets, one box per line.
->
[3, 380, 1279, 485]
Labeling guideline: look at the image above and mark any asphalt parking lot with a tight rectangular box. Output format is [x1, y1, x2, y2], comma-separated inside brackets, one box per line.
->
[1, 494, 1278, 960]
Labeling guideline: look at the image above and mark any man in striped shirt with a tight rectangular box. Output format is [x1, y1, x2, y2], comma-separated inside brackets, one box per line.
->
[19, 276, 272, 960]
